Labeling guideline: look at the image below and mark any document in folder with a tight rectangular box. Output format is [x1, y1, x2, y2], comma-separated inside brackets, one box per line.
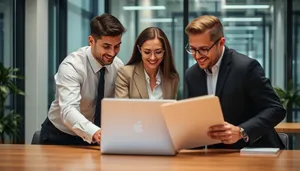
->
[161, 95, 224, 150]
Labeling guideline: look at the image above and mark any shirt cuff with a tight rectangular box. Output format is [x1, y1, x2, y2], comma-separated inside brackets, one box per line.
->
[83, 122, 100, 144]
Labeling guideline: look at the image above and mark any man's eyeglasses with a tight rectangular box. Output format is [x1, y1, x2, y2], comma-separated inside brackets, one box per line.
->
[139, 48, 165, 58]
[185, 37, 222, 56]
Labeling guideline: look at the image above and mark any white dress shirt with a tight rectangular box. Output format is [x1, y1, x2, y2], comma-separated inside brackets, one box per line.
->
[48, 46, 124, 143]
[144, 70, 163, 99]
[204, 46, 225, 95]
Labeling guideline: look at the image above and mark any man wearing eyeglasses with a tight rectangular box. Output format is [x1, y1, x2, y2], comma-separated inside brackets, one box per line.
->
[184, 15, 286, 149]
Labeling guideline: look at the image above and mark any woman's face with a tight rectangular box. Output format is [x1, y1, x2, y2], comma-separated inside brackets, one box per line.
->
[139, 38, 165, 71]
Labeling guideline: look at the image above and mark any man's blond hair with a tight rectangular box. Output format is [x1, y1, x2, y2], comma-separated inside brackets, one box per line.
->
[185, 15, 224, 41]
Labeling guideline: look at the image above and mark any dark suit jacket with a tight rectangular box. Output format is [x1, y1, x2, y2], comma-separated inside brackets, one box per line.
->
[185, 46, 286, 149]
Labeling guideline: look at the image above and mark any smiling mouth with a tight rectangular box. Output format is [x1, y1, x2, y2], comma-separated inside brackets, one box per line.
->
[198, 57, 207, 63]
[148, 60, 158, 64]
[104, 55, 113, 59]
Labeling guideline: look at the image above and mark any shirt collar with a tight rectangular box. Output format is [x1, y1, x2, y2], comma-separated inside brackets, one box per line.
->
[86, 46, 109, 73]
[144, 69, 161, 85]
[204, 46, 225, 75]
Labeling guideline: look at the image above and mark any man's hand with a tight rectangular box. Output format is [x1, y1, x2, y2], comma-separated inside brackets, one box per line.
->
[92, 129, 101, 144]
[207, 122, 242, 144]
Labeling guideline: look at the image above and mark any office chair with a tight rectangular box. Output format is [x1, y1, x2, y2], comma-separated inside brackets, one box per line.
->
[31, 130, 41, 144]
[278, 132, 289, 150]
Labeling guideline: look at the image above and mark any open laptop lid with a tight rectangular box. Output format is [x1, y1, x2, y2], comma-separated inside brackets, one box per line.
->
[161, 95, 224, 150]
[100, 98, 178, 155]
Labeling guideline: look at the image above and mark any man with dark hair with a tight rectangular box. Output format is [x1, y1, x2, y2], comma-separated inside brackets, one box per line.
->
[40, 14, 126, 145]
[185, 15, 286, 149]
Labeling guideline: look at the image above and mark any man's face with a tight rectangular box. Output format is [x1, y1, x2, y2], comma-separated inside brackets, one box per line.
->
[187, 30, 225, 69]
[89, 35, 122, 66]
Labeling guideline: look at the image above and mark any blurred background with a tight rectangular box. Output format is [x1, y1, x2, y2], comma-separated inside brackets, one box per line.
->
[0, 0, 299, 147]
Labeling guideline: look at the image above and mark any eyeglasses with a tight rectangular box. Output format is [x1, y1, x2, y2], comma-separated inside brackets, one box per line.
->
[139, 49, 165, 58]
[185, 37, 222, 56]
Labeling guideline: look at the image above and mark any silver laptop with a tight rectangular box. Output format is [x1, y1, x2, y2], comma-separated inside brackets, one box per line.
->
[100, 98, 178, 155]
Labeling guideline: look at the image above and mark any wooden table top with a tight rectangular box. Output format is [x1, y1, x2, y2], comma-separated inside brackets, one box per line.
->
[0, 145, 300, 171]
[275, 122, 300, 133]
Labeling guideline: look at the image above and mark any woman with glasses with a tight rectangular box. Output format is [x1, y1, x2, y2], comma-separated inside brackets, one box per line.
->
[115, 27, 179, 99]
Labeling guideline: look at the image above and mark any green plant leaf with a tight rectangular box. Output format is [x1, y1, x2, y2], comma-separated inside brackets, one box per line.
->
[294, 96, 300, 108]
[0, 86, 9, 95]
[0, 123, 4, 133]
[274, 87, 289, 107]
[274, 87, 287, 98]
[283, 99, 289, 109]
[0, 62, 24, 142]
[8, 75, 24, 79]
[6, 80, 24, 96]
[17, 90, 25, 96]
[11, 68, 19, 72]
[1, 111, 22, 139]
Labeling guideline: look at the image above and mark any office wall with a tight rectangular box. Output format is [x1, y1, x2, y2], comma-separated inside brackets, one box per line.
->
[25, 0, 48, 144]
[271, 0, 286, 88]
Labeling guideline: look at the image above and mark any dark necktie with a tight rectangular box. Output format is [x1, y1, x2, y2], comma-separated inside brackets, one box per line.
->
[94, 67, 105, 127]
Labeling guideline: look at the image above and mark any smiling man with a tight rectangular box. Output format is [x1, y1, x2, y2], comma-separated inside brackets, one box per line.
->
[40, 14, 126, 145]
[184, 15, 286, 149]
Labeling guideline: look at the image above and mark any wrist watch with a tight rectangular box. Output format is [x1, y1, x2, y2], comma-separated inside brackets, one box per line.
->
[240, 127, 249, 142]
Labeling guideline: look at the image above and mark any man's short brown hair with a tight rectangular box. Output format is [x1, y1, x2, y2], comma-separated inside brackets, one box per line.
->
[90, 13, 126, 40]
[185, 15, 224, 41]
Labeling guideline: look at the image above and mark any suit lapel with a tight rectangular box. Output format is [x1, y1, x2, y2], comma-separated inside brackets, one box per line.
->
[133, 62, 149, 98]
[215, 46, 232, 97]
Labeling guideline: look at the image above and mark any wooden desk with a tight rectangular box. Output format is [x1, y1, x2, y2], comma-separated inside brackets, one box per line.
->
[0, 145, 299, 171]
[275, 122, 300, 133]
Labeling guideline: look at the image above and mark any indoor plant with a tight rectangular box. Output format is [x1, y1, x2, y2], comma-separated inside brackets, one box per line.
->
[0, 62, 24, 143]
[274, 80, 300, 122]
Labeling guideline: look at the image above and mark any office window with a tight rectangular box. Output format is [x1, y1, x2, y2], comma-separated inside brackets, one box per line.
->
[293, 0, 300, 88]
[0, 0, 13, 66]
[48, 0, 104, 107]
[0, 0, 25, 142]
[110, 0, 184, 98]
[0, 13, 3, 62]
[109, 0, 280, 98]
[187, 0, 275, 79]
[68, 0, 105, 53]
[293, 0, 300, 122]
[0, 0, 13, 121]
[0, 0, 20, 111]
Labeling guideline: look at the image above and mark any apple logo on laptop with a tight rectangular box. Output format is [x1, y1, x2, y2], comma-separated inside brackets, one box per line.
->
[133, 121, 143, 133]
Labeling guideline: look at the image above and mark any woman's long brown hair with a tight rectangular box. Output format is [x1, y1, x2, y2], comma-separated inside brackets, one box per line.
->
[127, 27, 179, 79]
